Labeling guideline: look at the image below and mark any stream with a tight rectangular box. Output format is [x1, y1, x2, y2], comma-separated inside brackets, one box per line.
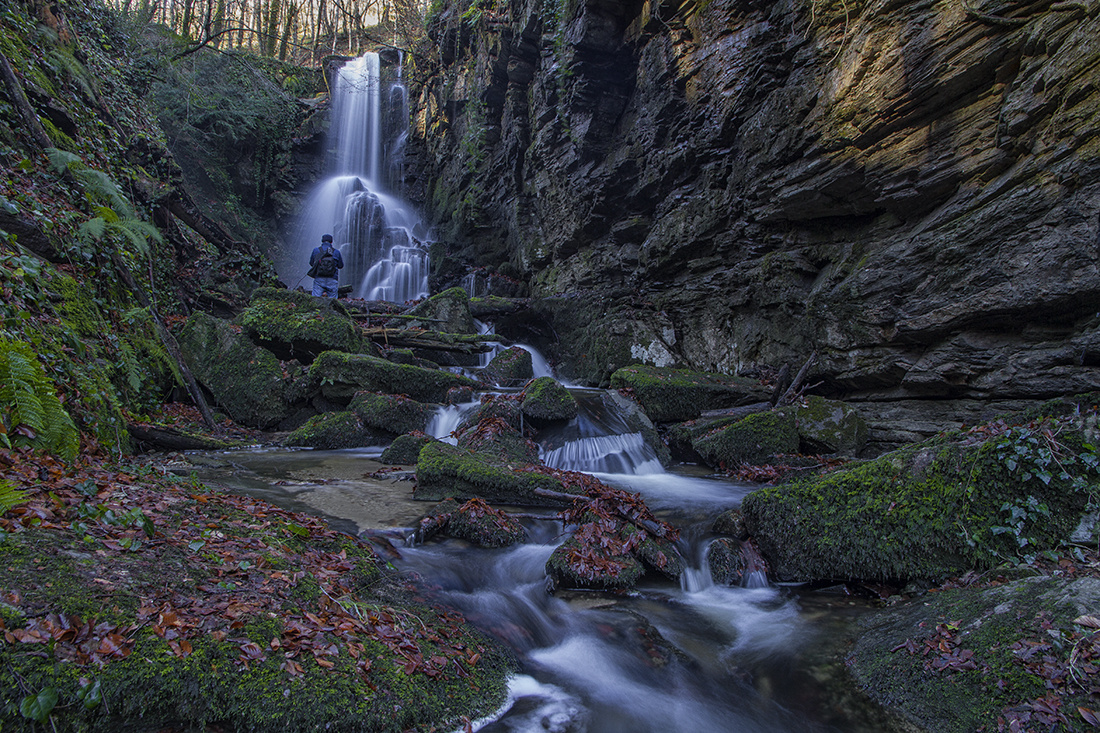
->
[184, 399, 899, 732]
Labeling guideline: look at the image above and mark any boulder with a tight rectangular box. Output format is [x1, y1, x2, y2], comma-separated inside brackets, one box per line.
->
[380, 432, 439, 465]
[693, 410, 799, 468]
[176, 311, 292, 429]
[795, 396, 869, 455]
[349, 391, 434, 435]
[446, 386, 475, 405]
[712, 509, 748, 540]
[447, 498, 526, 548]
[394, 287, 476, 334]
[237, 287, 365, 360]
[481, 346, 534, 386]
[309, 351, 479, 404]
[706, 538, 748, 586]
[520, 377, 578, 422]
[610, 365, 771, 423]
[285, 412, 387, 449]
[741, 408, 1098, 583]
[414, 442, 579, 506]
[545, 536, 645, 591]
[620, 522, 686, 580]
[456, 418, 540, 464]
[463, 394, 524, 432]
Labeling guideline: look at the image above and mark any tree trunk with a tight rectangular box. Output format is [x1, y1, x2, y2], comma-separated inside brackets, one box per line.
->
[0, 52, 52, 151]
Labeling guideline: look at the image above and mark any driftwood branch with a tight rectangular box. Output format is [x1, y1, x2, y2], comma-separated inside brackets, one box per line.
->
[698, 401, 773, 420]
[361, 328, 497, 354]
[777, 350, 818, 406]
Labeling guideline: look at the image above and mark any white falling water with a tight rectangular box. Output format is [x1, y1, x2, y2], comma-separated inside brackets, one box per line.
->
[287, 53, 430, 303]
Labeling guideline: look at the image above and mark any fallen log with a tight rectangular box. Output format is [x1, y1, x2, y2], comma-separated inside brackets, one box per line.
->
[361, 328, 502, 354]
[127, 423, 233, 451]
[698, 401, 772, 420]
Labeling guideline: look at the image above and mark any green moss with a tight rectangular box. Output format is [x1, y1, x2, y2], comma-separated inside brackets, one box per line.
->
[415, 442, 577, 506]
[482, 345, 534, 386]
[239, 288, 363, 358]
[609, 364, 770, 422]
[177, 311, 292, 428]
[694, 409, 799, 468]
[284, 412, 383, 449]
[309, 351, 480, 404]
[380, 433, 439, 465]
[545, 536, 645, 590]
[520, 376, 578, 421]
[348, 391, 434, 434]
[396, 287, 476, 334]
[741, 417, 1097, 582]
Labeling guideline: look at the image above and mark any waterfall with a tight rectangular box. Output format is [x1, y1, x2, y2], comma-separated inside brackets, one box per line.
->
[286, 53, 429, 303]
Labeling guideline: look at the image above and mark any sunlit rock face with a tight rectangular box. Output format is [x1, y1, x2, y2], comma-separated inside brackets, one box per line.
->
[411, 0, 1100, 443]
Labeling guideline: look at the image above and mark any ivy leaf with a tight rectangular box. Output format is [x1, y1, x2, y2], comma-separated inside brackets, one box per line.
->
[19, 687, 58, 723]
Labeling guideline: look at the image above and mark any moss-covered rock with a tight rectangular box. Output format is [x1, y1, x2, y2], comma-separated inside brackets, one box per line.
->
[457, 419, 541, 464]
[712, 509, 748, 539]
[609, 364, 771, 423]
[545, 536, 645, 591]
[795, 396, 869, 455]
[446, 386, 475, 404]
[741, 414, 1099, 582]
[414, 442, 577, 506]
[394, 287, 476, 334]
[348, 391, 434, 435]
[848, 576, 1100, 733]
[520, 377, 578, 422]
[176, 311, 292, 429]
[706, 538, 748, 585]
[447, 498, 526, 548]
[285, 412, 386, 449]
[462, 394, 524, 432]
[482, 346, 534, 386]
[309, 351, 479, 404]
[620, 522, 686, 580]
[238, 287, 364, 360]
[693, 409, 799, 468]
[380, 432, 439, 465]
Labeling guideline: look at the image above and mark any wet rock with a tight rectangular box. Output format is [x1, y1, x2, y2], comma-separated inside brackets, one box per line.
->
[463, 393, 525, 432]
[284, 411, 388, 449]
[545, 536, 645, 592]
[692, 410, 799, 468]
[482, 345, 534, 387]
[521, 377, 578, 422]
[447, 497, 526, 547]
[457, 418, 541, 464]
[795, 396, 869, 456]
[446, 386, 475, 404]
[393, 286, 477, 334]
[237, 287, 365, 360]
[349, 390, 434, 435]
[712, 509, 748, 540]
[620, 523, 686, 580]
[609, 365, 771, 423]
[309, 350, 480, 404]
[413, 498, 460, 543]
[705, 538, 747, 586]
[380, 432, 439, 465]
[176, 311, 293, 429]
[414, 442, 579, 506]
[741, 401, 1098, 583]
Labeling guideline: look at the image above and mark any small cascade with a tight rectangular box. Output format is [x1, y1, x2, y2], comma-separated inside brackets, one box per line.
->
[474, 320, 500, 369]
[427, 401, 479, 444]
[285, 53, 429, 303]
[539, 389, 662, 475]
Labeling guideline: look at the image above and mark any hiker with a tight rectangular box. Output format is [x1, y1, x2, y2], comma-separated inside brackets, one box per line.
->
[309, 234, 344, 298]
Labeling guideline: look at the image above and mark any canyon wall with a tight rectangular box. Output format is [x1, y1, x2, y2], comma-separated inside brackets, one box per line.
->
[409, 0, 1100, 444]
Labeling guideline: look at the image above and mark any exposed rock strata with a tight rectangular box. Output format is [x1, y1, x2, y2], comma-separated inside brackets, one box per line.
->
[411, 0, 1100, 444]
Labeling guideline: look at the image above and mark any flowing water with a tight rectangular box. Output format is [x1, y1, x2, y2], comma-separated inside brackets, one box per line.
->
[188, 385, 896, 732]
[282, 53, 430, 303]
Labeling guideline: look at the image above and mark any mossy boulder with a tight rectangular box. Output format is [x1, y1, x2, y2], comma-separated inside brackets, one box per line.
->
[380, 432, 439, 465]
[620, 522, 686, 580]
[238, 287, 364, 360]
[348, 391, 434, 435]
[176, 311, 292, 429]
[446, 386, 475, 404]
[309, 351, 479, 404]
[712, 509, 748, 539]
[394, 287, 476, 334]
[795, 396, 869, 455]
[285, 412, 387, 449]
[520, 377, 578, 422]
[545, 536, 645, 591]
[447, 498, 526, 548]
[740, 414, 1099, 583]
[457, 419, 540, 464]
[848, 576, 1100, 733]
[706, 538, 748, 586]
[693, 410, 799, 468]
[482, 346, 534, 386]
[414, 442, 578, 506]
[463, 394, 524, 432]
[609, 364, 771, 422]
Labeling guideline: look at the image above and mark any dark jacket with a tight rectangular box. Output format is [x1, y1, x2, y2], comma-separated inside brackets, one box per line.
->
[309, 244, 344, 276]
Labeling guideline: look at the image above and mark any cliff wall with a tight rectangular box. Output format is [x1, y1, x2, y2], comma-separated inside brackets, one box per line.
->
[411, 0, 1100, 441]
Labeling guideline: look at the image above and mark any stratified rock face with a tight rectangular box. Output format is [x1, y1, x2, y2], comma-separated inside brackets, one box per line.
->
[412, 0, 1100, 434]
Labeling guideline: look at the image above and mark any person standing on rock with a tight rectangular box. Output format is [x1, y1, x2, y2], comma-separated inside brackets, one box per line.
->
[309, 234, 344, 298]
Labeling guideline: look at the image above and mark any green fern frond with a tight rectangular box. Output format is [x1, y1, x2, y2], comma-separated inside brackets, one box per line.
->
[78, 217, 107, 242]
[0, 479, 28, 515]
[0, 338, 80, 462]
[44, 148, 133, 218]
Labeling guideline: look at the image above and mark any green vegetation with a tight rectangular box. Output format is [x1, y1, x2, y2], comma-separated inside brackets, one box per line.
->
[520, 376, 577, 421]
[693, 409, 799, 467]
[239, 288, 365, 358]
[0, 337, 80, 461]
[310, 351, 480, 404]
[349, 390, 434, 434]
[609, 364, 770, 422]
[415, 441, 575, 504]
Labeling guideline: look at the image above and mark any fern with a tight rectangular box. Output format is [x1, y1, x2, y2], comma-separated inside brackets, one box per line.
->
[0, 338, 80, 462]
[0, 478, 28, 516]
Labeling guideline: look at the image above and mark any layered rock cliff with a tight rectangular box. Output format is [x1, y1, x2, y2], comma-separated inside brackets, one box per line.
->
[409, 0, 1100, 445]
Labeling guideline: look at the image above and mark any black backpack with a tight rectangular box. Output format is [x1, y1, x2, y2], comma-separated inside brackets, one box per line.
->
[315, 247, 338, 278]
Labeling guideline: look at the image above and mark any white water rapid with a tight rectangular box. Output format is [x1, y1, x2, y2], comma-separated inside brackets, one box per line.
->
[285, 53, 430, 303]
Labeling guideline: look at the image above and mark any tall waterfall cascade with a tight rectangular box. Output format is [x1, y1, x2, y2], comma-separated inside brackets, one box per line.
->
[288, 53, 430, 303]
